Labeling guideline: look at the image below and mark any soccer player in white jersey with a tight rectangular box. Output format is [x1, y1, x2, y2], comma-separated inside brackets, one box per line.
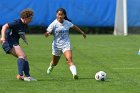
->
[44, 8, 86, 79]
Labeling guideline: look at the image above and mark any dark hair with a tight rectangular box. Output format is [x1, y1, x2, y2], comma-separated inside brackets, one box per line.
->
[56, 8, 71, 22]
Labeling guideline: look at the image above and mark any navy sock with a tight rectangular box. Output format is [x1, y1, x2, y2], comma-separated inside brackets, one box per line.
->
[17, 58, 25, 76]
[24, 61, 30, 77]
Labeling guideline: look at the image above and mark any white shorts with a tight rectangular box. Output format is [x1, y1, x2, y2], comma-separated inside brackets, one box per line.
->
[52, 43, 71, 56]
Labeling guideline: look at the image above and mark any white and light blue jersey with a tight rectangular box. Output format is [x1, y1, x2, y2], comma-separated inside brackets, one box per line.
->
[47, 19, 73, 50]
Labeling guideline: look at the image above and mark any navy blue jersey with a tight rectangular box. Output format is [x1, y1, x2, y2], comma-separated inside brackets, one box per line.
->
[6, 19, 28, 46]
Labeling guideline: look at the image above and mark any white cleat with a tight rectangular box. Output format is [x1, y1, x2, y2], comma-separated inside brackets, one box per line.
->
[47, 66, 53, 74]
[24, 77, 37, 82]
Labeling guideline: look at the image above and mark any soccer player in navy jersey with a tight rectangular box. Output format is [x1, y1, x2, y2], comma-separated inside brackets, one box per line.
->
[45, 8, 86, 79]
[0, 9, 36, 81]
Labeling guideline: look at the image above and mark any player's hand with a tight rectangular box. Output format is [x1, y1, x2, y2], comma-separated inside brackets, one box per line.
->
[20, 34, 28, 45]
[82, 32, 86, 39]
[23, 40, 28, 45]
[0, 38, 6, 44]
[44, 32, 50, 38]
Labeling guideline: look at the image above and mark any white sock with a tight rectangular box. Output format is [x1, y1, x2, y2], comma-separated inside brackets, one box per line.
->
[70, 65, 77, 75]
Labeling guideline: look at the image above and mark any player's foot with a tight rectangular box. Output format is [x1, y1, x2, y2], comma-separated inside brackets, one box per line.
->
[24, 77, 37, 82]
[73, 75, 78, 80]
[16, 74, 24, 80]
[47, 66, 53, 74]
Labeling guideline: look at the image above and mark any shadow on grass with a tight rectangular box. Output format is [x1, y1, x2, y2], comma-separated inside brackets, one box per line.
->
[79, 77, 93, 80]
[79, 77, 111, 82]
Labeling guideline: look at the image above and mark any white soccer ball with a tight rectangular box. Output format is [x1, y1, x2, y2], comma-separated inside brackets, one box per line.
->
[95, 71, 107, 81]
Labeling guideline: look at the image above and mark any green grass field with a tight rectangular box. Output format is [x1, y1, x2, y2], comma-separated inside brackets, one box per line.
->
[0, 35, 140, 93]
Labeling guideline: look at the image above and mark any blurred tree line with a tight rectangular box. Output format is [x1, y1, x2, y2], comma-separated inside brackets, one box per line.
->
[1, 26, 140, 34]
[28, 26, 114, 34]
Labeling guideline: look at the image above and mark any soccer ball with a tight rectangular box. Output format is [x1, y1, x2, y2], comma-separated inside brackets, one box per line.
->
[95, 71, 107, 81]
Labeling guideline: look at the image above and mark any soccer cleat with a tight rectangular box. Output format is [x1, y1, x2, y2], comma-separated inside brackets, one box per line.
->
[24, 77, 37, 82]
[73, 75, 78, 80]
[47, 66, 53, 74]
[16, 75, 24, 80]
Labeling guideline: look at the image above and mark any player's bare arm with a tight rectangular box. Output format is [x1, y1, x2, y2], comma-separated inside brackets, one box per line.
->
[71, 25, 86, 39]
[0, 24, 9, 44]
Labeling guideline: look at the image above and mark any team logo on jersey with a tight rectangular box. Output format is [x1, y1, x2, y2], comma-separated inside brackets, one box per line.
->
[55, 30, 67, 33]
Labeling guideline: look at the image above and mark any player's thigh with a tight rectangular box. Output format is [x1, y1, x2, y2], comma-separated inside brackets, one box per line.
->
[52, 49, 62, 63]
[11, 45, 26, 58]
[63, 50, 72, 61]
[10, 48, 18, 58]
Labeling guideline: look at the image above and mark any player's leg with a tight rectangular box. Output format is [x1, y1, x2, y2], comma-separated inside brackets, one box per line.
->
[2, 42, 24, 79]
[10, 45, 26, 80]
[63, 50, 78, 79]
[47, 49, 61, 74]
[10, 45, 36, 81]
[47, 55, 61, 74]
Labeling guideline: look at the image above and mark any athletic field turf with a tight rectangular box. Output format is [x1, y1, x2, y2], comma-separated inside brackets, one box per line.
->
[0, 35, 140, 93]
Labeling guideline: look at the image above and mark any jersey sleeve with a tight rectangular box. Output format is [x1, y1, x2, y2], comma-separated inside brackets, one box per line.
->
[67, 20, 74, 28]
[47, 22, 55, 33]
[8, 21, 18, 29]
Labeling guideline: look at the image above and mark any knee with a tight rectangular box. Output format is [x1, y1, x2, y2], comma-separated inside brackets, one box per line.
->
[19, 55, 27, 61]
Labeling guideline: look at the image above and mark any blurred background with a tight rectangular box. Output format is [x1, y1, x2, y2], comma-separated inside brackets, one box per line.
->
[0, 0, 139, 34]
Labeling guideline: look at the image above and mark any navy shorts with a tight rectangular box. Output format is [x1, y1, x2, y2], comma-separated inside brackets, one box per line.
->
[2, 41, 12, 54]
[2, 41, 19, 54]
